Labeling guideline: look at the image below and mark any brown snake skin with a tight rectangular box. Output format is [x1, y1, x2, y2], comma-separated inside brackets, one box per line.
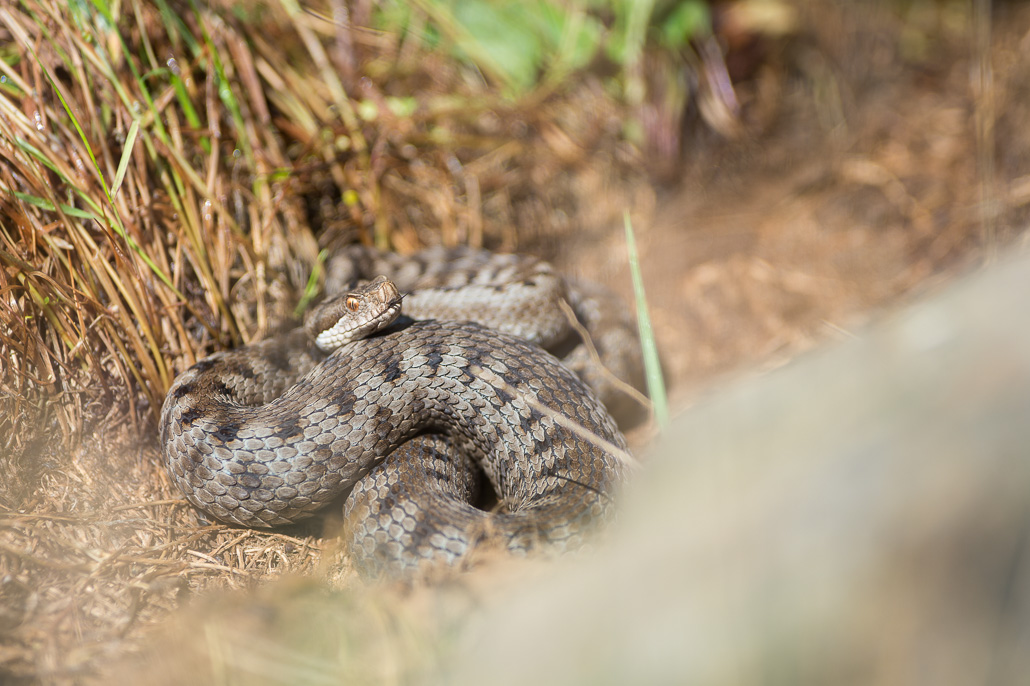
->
[159, 249, 637, 576]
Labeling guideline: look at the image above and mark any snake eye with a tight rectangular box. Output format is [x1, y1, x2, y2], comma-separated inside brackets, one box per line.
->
[345, 296, 360, 312]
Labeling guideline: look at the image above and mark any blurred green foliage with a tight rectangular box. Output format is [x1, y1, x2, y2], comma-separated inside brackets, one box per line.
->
[377, 0, 711, 97]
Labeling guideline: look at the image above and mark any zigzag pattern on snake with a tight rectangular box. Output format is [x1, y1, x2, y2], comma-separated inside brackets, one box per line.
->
[159, 247, 641, 576]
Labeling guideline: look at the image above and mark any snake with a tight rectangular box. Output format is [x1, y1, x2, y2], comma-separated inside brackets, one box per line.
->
[159, 246, 640, 577]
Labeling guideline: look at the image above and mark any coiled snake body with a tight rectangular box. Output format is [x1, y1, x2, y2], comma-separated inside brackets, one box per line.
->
[160, 247, 640, 576]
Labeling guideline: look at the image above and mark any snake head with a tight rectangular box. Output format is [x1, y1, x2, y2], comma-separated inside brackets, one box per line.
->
[305, 275, 404, 351]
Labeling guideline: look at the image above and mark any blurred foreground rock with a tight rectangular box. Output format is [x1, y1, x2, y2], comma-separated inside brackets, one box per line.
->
[446, 253, 1030, 685]
[116, 253, 1030, 685]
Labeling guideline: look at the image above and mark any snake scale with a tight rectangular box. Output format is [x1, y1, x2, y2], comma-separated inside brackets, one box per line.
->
[160, 246, 641, 577]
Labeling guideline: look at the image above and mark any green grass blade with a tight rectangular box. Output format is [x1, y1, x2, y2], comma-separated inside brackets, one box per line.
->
[624, 210, 668, 429]
[7, 190, 101, 220]
[111, 117, 140, 198]
[188, 0, 250, 164]
[294, 249, 330, 319]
